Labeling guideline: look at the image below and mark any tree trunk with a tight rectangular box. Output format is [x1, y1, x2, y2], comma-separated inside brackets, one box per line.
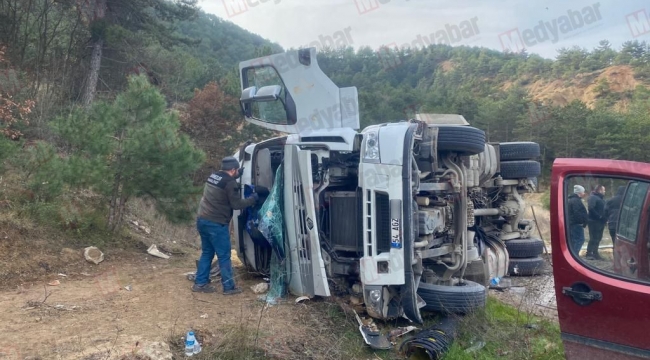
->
[79, 0, 106, 108]
[81, 37, 103, 107]
[107, 175, 121, 231]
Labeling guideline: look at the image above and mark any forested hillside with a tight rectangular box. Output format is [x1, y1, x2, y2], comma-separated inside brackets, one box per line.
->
[315, 42, 650, 172]
[1, 0, 650, 233]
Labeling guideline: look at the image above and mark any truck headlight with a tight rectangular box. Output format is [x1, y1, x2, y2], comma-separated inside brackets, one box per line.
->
[368, 289, 381, 304]
[363, 130, 380, 163]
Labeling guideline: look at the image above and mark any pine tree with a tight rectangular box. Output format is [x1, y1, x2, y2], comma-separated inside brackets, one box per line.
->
[54, 74, 205, 232]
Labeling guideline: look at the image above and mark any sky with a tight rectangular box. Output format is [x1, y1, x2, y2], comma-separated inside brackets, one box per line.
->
[197, 0, 649, 59]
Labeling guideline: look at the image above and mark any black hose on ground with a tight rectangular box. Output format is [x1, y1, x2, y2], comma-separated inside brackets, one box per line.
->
[399, 316, 458, 359]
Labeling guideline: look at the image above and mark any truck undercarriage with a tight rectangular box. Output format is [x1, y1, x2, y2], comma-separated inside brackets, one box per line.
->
[231, 48, 541, 329]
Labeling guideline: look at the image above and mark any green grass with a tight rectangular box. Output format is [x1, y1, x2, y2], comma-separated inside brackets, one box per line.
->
[442, 298, 564, 360]
[175, 296, 563, 360]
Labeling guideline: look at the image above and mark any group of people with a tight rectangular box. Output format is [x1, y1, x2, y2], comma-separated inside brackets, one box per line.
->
[567, 184, 625, 259]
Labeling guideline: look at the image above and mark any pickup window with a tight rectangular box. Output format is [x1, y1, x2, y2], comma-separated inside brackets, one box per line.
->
[618, 182, 649, 243]
[563, 175, 650, 284]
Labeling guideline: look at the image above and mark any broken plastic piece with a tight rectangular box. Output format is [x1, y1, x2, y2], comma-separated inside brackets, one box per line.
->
[251, 282, 269, 294]
[147, 244, 170, 259]
[354, 310, 392, 350]
[295, 296, 310, 304]
[388, 326, 418, 342]
[48, 280, 60, 286]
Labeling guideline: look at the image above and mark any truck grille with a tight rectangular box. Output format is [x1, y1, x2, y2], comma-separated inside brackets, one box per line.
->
[375, 193, 391, 253]
[329, 192, 361, 253]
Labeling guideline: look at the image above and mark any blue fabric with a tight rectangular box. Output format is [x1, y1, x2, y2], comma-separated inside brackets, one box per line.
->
[569, 224, 585, 255]
[244, 184, 271, 249]
[195, 218, 236, 291]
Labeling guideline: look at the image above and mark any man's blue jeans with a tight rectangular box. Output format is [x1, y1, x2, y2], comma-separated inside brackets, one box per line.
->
[195, 218, 236, 291]
[569, 224, 585, 255]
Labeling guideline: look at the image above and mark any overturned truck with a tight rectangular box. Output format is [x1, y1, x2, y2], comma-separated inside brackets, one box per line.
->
[232, 48, 542, 324]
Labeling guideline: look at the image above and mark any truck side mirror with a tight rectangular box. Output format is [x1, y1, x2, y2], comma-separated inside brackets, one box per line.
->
[240, 86, 257, 104]
[253, 85, 282, 102]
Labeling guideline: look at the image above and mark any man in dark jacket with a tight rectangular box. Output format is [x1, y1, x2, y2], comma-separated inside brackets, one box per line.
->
[587, 185, 607, 260]
[605, 186, 625, 245]
[568, 185, 589, 255]
[192, 156, 258, 294]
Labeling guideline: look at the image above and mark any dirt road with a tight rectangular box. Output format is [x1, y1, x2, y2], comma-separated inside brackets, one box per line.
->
[0, 251, 315, 359]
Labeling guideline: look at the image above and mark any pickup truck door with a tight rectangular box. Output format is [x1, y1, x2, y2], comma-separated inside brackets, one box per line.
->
[551, 158, 650, 360]
[283, 145, 330, 297]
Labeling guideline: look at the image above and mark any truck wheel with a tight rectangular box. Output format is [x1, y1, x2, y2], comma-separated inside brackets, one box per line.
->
[436, 126, 486, 156]
[499, 142, 540, 161]
[500, 160, 541, 179]
[508, 256, 546, 276]
[505, 237, 544, 258]
[417, 280, 486, 314]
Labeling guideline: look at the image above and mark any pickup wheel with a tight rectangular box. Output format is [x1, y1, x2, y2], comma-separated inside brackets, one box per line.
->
[508, 256, 546, 276]
[505, 237, 545, 258]
[435, 126, 486, 156]
[499, 142, 540, 161]
[500, 160, 541, 179]
[417, 280, 486, 314]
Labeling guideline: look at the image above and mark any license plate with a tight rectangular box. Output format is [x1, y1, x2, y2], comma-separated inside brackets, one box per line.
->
[390, 218, 401, 248]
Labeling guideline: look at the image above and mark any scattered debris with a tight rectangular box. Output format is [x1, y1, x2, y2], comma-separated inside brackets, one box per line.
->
[200, 313, 208, 319]
[354, 310, 392, 350]
[349, 296, 362, 305]
[136, 341, 173, 360]
[400, 317, 458, 359]
[387, 326, 418, 342]
[251, 282, 269, 294]
[525, 323, 540, 330]
[465, 339, 486, 353]
[124, 285, 132, 291]
[139, 225, 151, 234]
[295, 296, 310, 304]
[47, 280, 60, 286]
[57, 273, 67, 277]
[147, 244, 170, 259]
[84, 246, 104, 265]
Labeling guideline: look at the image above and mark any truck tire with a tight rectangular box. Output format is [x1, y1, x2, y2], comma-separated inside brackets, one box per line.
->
[436, 126, 486, 156]
[508, 256, 546, 276]
[505, 237, 544, 258]
[417, 280, 486, 314]
[499, 142, 540, 161]
[500, 160, 541, 179]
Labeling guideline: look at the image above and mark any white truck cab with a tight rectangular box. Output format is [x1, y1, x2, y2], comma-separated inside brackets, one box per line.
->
[232, 48, 541, 325]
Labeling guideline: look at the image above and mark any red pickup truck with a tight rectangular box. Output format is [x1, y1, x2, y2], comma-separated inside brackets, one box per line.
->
[551, 158, 650, 359]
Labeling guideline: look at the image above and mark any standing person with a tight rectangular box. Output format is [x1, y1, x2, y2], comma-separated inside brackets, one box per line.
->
[605, 186, 625, 245]
[192, 156, 258, 295]
[586, 185, 607, 260]
[567, 185, 589, 255]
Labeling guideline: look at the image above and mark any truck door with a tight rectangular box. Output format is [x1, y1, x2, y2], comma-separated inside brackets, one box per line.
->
[238, 47, 359, 134]
[283, 145, 330, 297]
[551, 158, 650, 360]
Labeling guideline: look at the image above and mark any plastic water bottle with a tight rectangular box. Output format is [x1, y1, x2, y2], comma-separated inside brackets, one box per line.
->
[185, 331, 196, 356]
[490, 277, 500, 286]
[193, 337, 202, 354]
